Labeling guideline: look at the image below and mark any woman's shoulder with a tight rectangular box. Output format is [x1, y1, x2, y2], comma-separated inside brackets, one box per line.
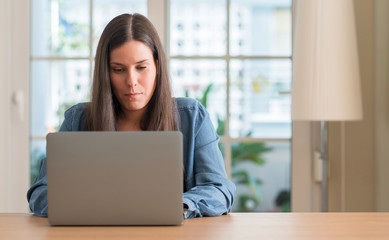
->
[64, 102, 88, 117]
[60, 102, 89, 131]
[174, 97, 214, 136]
[174, 97, 210, 127]
[175, 97, 204, 112]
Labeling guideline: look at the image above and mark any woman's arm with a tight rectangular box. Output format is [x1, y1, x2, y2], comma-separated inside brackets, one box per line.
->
[180, 99, 236, 218]
[27, 158, 48, 217]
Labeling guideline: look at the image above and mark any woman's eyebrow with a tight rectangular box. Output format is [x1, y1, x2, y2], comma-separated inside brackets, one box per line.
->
[135, 59, 149, 64]
[110, 62, 125, 66]
[110, 59, 149, 65]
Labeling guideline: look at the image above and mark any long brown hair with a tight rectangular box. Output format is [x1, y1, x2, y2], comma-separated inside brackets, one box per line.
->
[84, 13, 177, 131]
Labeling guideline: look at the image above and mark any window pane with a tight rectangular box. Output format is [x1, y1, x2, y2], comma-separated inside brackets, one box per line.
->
[230, 0, 292, 56]
[93, 0, 147, 55]
[31, 0, 90, 57]
[170, 0, 226, 56]
[170, 59, 226, 135]
[231, 141, 291, 212]
[30, 140, 46, 184]
[30, 60, 90, 136]
[229, 59, 291, 138]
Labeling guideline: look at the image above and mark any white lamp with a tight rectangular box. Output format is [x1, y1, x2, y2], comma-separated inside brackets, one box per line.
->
[292, 0, 363, 211]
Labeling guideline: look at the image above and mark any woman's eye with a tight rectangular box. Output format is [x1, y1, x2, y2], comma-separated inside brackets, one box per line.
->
[112, 68, 124, 73]
[136, 66, 147, 70]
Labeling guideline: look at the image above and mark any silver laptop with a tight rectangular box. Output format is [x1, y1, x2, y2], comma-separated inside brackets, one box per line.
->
[46, 131, 183, 226]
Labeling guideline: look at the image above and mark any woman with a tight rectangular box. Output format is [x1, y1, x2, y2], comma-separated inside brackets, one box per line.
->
[27, 13, 235, 219]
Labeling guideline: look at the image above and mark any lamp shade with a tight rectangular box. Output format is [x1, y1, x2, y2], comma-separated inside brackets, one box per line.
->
[292, 0, 363, 121]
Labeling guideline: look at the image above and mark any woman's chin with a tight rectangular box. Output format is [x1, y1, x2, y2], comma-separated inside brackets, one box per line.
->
[121, 103, 147, 113]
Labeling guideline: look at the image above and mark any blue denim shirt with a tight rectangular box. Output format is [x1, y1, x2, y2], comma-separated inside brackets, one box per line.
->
[27, 97, 235, 219]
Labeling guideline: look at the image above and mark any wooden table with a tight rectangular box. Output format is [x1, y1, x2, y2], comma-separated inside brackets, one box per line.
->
[1, 213, 389, 239]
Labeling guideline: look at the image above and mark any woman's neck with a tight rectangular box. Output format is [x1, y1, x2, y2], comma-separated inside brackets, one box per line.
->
[117, 109, 145, 131]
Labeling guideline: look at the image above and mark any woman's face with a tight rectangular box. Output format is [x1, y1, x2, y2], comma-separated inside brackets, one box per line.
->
[109, 40, 157, 115]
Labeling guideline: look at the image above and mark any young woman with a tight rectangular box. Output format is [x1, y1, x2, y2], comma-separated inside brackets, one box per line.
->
[27, 13, 235, 219]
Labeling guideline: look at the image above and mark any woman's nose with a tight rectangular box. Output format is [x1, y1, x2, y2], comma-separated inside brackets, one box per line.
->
[125, 70, 138, 87]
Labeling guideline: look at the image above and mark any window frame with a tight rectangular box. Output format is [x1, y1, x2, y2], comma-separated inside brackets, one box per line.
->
[0, 0, 313, 213]
[166, 0, 299, 212]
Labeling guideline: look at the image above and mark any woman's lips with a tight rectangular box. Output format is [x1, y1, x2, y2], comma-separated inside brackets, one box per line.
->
[125, 93, 141, 98]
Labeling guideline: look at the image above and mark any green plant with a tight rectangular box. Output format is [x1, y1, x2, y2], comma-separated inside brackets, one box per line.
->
[184, 83, 213, 108]
[186, 83, 273, 212]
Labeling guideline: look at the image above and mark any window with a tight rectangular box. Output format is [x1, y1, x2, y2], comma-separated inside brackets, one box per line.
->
[169, 0, 292, 212]
[30, 0, 292, 212]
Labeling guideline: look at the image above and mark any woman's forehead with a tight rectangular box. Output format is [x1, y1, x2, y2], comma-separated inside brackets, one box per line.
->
[110, 40, 154, 63]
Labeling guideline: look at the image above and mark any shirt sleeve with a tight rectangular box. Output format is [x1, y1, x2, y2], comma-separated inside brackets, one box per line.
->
[26, 157, 48, 217]
[182, 103, 236, 218]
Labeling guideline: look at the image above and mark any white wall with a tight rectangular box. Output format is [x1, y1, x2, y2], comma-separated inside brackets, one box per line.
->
[0, 0, 30, 213]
